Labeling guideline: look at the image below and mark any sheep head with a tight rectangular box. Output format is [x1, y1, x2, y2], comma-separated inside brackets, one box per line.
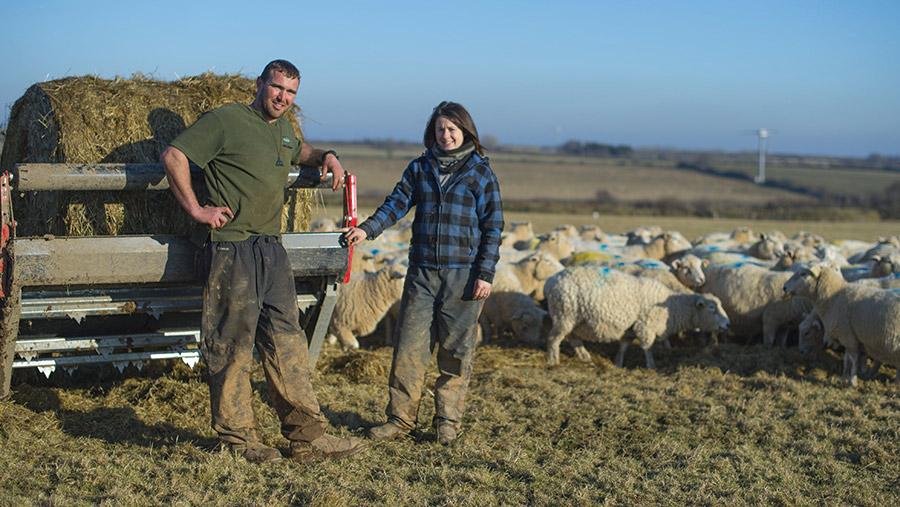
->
[693, 294, 730, 333]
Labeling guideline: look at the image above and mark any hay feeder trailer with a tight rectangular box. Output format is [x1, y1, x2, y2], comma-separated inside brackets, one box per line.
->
[0, 163, 357, 397]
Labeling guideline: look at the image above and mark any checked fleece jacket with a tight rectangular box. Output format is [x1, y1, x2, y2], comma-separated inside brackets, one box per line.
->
[357, 150, 504, 283]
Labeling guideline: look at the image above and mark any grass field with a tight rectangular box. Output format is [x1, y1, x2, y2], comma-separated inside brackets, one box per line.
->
[308, 144, 899, 244]
[2, 339, 899, 505]
[321, 144, 899, 206]
[3, 144, 900, 505]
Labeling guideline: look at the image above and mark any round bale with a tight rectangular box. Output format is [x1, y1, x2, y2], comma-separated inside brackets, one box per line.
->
[0, 73, 315, 237]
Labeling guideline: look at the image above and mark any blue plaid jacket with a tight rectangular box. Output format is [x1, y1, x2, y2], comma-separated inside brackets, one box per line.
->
[358, 150, 504, 283]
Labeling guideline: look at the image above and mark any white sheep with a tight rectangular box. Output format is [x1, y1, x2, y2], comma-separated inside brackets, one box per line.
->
[310, 216, 339, 232]
[792, 231, 826, 249]
[797, 310, 826, 354]
[535, 230, 575, 261]
[840, 253, 900, 282]
[669, 254, 707, 291]
[501, 221, 535, 247]
[871, 253, 900, 278]
[795, 308, 883, 380]
[692, 226, 755, 247]
[612, 255, 703, 295]
[784, 263, 900, 385]
[579, 224, 606, 241]
[505, 250, 565, 301]
[326, 258, 408, 350]
[853, 272, 900, 290]
[479, 291, 548, 345]
[743, 232, 786, 261]
[625, 225, 663, 245]
[543, 266, 730, 368]
[699, 263, 813, 346]
[847, 238, 899, 264]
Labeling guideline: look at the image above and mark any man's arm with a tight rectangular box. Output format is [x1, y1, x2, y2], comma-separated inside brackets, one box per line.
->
[297, 142, 345, 191]
[160, 146, 233, 229]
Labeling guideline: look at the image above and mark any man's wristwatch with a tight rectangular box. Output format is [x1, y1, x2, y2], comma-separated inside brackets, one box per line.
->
[321, 150, 339, 164]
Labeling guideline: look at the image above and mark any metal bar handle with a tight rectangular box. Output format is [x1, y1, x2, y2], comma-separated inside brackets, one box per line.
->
[13, 163, 333, 191]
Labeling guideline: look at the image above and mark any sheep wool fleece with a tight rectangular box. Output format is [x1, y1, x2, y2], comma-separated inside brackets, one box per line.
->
[386, 266, 483, 431]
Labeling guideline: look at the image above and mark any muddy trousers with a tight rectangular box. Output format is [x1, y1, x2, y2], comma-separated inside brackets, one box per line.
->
[386, 266, 483, 432]
[200, 236, 327, 445]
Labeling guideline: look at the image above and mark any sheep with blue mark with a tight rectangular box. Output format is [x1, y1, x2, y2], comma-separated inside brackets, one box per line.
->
[699, 262, 813, 346]
[784, 263, 900, 385]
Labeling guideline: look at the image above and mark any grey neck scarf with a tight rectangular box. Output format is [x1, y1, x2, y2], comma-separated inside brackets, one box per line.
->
[432, 141, 476, 174]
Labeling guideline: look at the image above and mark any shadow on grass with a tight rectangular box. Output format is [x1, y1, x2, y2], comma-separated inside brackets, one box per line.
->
[13, 386, 216, 450]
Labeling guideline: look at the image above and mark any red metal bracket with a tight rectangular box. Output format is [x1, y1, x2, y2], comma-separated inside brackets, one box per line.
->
[0, 172, 15, 298]
[341, 173, 358, 284]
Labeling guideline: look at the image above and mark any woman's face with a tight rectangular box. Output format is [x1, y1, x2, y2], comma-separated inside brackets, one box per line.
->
[435, 115, 465, 151]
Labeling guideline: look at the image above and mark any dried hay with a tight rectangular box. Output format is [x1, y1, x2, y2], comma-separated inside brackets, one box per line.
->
[324, 349, 389, 382]
[0, 73, 314, 237]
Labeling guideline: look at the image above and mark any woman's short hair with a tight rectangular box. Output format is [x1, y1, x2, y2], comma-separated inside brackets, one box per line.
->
[423, 101, 484, 156]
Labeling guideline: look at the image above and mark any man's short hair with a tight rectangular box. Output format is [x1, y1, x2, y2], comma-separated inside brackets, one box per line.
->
[261, 60, 300, 81]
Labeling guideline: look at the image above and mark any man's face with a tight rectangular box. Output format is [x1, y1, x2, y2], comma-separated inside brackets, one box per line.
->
[255, 70, 299, 122]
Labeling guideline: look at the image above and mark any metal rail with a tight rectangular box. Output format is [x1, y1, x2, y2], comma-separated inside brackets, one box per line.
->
[0, 162, 357, 396]
[13, 163, 334, 191]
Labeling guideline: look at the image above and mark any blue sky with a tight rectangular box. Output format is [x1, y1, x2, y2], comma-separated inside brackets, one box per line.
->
[1, 0, 898, 157]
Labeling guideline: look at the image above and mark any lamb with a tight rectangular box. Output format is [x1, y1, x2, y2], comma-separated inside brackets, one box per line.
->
[534, 230, 575, 261]
[310, 216, 339, 232]
[492, 250, 565, 299]
[501, 221, 535, 247]
[840, 253, 900, 282]
[847, 238, 900, 264]
[625, 225, 663, 245]
[783, 263, 900, 385]
[326, 258, 408, 350]
[626, 231, 693, 261]
[743, 233, 786, 261]
[479, 291, 548, 345]
[693, 226, 755, 247]
[543, 266, 730, 368]
[579, 224, 606, 241]
[792, 231, 826, 249]
[797, 310, 826, 354]
[613, 255, 704, 295]
[507, 250, 565, 301]
[699, 263, 813, 346]
[871, 253, 900, 278]
[669, 254, 707, 291]
[853, 272, 900, 290]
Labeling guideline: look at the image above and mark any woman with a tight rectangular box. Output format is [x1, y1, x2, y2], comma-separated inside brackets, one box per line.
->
[342, 101, 504, 445]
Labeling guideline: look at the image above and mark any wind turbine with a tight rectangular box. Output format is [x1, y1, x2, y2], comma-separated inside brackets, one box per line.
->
[754, 128, 770, 184]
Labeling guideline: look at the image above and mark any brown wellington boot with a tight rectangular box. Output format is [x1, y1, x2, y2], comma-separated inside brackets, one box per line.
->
[368, 421, 411, 442]
[228, 441, 283, 464]
[435, 424, 457, 446]
[290, 433, 365, 463]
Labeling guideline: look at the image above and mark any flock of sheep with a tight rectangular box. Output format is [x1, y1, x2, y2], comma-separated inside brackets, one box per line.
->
[314, 216, 900, 387]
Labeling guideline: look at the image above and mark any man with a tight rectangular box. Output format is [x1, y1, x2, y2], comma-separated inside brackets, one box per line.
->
[161, 59, 363, 464]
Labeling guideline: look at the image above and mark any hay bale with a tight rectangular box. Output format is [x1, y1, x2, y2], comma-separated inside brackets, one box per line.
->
[0, 73, 314, 237]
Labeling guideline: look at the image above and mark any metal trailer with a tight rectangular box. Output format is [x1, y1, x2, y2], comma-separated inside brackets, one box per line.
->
[0, 163, 358, 397]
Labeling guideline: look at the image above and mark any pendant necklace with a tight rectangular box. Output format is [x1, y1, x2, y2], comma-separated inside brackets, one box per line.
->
[272, 123, 285, 166]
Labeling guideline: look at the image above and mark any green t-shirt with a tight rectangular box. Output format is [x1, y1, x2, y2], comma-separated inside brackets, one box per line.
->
[169, 103, 303, 243]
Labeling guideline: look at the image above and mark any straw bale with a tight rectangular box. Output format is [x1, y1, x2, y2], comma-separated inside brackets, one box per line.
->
[0, 73, 314, 237]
